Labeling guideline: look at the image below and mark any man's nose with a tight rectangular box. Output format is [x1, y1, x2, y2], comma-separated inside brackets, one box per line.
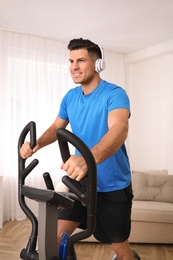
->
[71, 61, 79, 69]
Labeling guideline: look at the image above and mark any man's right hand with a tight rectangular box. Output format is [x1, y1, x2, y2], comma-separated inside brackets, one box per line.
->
[20, 142, 39, 159]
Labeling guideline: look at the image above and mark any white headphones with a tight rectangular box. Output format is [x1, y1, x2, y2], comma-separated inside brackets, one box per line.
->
[95, 45, 106, 73]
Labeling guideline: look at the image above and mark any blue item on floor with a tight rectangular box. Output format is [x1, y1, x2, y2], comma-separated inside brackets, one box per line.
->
[59, 232, 70, 260]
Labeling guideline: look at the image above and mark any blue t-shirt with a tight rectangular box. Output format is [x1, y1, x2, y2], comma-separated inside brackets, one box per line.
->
[58, 80, 131, 192]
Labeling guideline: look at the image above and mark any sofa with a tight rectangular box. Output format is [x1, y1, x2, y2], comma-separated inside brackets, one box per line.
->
[73, 169, 173, 244]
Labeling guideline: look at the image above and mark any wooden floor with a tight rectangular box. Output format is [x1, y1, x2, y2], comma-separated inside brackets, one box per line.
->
[0, 219, 173, 260]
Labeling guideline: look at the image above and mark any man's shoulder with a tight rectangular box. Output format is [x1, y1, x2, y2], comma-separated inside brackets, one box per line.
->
[101, 80, 126, 94]
[101, 80, 121, 89]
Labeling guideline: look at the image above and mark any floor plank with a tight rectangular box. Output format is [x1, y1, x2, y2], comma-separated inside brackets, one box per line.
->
[0, 219, 173, 259]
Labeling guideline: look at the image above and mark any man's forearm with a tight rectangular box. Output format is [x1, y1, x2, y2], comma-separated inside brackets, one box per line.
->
[36, 117, 69, 151]
[91, 122, 128, 165]
[36, 124, 58, 150]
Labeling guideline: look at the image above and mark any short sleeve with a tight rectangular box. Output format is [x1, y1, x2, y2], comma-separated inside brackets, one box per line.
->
[107, 87, 130, 113]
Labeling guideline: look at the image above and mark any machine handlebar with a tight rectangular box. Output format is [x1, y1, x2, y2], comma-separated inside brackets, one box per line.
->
[57, 128, 97, 205]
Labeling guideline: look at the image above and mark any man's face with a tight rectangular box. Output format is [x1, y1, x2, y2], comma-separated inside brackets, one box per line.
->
[69, 48, 96, 85]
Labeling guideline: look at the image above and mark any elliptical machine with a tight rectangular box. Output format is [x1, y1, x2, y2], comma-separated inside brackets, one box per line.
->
[18, 121, 97, 260]
[18, 121, 141, 260]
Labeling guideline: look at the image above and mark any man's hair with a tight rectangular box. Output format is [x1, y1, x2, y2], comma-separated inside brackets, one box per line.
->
[67, 38, 101, 59]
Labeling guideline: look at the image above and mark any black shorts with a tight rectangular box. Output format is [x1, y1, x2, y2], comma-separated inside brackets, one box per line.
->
[58, 183, 133, 243]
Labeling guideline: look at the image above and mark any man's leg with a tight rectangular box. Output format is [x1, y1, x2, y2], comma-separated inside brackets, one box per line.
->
[57, 219, 80, 244]
[112, 239, 133, 260]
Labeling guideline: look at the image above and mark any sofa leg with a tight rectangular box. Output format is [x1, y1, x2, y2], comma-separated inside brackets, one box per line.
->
[112, 250, 141, 260]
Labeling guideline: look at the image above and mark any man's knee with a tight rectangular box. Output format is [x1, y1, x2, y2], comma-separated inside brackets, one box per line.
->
[57, 219, 80, 243]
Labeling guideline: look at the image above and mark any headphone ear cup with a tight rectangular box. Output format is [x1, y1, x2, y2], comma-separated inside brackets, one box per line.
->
[95, 58, 105, 73]
[95, 59, 100, 73]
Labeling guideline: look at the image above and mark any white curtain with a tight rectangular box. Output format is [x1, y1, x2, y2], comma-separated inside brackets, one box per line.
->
[0, 30, 125, 222]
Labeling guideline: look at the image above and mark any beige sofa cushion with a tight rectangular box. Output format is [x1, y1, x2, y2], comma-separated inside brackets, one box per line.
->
[132, 169, 168, 175]
[132, 171, 173, 203]
[132, 200, 173, 224]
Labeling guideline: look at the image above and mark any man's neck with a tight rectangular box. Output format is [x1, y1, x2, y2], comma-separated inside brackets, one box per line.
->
[82, 77, 101, 95]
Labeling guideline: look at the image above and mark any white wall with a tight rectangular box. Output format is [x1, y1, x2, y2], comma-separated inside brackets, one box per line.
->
[125, 40, 173, 174]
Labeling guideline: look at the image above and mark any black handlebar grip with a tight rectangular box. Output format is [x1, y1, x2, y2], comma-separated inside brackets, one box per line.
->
[18, 121, 37, 152]
[18, 121, 38, 178]
[43, 172, 54, 190]
[56, 128, 96, 171]
[30, 121, 37, 149]
[56, 132, 70, 163]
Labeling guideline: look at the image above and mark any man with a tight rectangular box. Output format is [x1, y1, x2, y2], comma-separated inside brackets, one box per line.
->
[20, 38, 134, 260]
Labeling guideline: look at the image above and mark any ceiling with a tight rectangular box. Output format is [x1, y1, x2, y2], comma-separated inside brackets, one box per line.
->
[0, 0, 173, 54]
